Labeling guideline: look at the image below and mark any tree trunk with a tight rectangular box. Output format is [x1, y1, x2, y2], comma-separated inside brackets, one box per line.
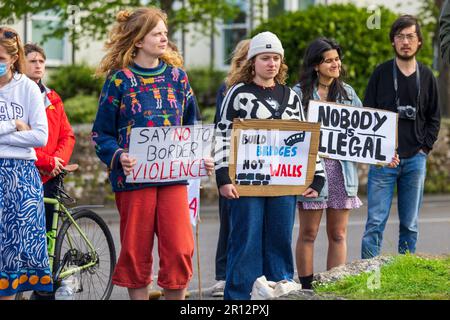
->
[160, 0, 175, 37]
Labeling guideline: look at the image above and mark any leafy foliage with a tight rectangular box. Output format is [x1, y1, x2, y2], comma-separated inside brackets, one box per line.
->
[63, 94, 98, 125]
[0, 0, 240, 46]
[253, 4, 434, 99]
[186, 67, 226, 111]
[47, 63, 103, 101]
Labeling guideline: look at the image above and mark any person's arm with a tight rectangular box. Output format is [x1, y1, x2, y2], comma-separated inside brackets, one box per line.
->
[422, 72, 441, 153]
[0, 82, 47, 147]
[35, 149, 55, 174]
[0, 120, 17, 136]
[91, 72, 124, 170]
[214, 82, 226, 125]
[180, 71, 198, 126]
[440, 0, 450, 64]
[53, 98, 76, 164]
[35, 93, 75, 174]
[214, 84, 242, 189]
[291, 89, 325, 196]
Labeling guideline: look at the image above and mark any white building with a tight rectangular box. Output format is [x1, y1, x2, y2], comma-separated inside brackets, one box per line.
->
[7, 0, 421, 70]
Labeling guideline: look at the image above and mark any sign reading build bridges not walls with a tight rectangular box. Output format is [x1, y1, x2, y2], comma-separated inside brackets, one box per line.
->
[307, 100, 398, 165]
[229, 119, 321, 197]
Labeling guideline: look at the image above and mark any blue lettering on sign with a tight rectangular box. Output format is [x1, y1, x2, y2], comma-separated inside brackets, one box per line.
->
[256, 145, 297, 157]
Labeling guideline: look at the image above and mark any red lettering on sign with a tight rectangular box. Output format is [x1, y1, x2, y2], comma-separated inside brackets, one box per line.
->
[269, 164, 303, 177]
[189, 197, 198, 218]
[172, 127, 191, 141]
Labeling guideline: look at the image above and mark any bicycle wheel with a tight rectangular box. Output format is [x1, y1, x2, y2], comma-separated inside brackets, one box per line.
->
[54, 209, 116, 300]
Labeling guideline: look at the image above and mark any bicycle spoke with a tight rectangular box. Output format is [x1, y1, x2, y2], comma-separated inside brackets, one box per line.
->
[54, 210, 116, 300]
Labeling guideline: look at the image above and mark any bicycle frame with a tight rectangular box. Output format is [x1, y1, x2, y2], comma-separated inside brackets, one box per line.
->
[45, 197, 101, 281]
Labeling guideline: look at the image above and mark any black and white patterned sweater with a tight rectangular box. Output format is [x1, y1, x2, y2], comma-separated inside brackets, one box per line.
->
[213, 82, 325, 192]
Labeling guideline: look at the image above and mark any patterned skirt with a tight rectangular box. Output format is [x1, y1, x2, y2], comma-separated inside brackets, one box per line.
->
[0, 159, 53, 296]
[299, 158, 363, 210]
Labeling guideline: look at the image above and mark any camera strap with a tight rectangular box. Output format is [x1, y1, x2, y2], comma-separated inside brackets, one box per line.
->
[393, 59, 421, 109]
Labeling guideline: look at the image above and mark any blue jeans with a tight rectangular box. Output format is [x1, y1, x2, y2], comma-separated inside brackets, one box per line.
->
[361, 152, 427, 258]
[215, 194, 230, 281]
[224, 196, 296, 300]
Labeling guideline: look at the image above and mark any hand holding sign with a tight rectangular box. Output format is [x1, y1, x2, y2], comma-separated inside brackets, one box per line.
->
[302, 187, 318, 198]
[203, 156, 214, 176]
[120, 152, 137, 176]
[387, 153, 400, 168]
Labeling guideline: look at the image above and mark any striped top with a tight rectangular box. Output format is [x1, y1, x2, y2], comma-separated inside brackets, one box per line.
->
[213, 82, 325, 192]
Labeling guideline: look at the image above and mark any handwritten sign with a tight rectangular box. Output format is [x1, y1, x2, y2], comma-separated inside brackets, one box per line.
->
[229, 119, 320, 197]
[307, 100, 397, 165]
[127, 125, 213, 183]
[188, 179, 200, 226]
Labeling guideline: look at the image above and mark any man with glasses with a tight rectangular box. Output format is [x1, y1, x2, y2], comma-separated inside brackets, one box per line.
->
[361, 15, 441, 258]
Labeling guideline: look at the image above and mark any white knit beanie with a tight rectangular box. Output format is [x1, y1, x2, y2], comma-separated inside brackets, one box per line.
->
[247, 31, 284, 60]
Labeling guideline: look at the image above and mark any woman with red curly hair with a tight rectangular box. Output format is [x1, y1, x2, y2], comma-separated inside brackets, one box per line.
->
[92, 7, 213, 300]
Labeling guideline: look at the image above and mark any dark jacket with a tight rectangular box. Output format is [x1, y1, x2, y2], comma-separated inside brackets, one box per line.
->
[364, 59, 440, 158]
[440, 0, 450, 64]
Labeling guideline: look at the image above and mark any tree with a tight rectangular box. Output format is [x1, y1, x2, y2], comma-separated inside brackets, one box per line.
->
[252, 3, 434, 100]
[0, 0, 239, 46]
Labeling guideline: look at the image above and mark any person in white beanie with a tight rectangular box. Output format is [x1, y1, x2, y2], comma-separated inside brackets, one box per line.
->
[213, 31, 325, 300]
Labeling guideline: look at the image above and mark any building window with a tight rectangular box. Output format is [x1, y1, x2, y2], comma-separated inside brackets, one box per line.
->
[222, 0, 249, 67]
[28, 11, 67, 66]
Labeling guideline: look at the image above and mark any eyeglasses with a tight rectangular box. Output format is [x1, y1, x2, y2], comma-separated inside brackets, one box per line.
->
[394, 33, 418, 42]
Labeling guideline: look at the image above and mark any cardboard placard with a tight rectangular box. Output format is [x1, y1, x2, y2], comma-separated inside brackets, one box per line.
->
[307, 100, 398, 165]
[229, 119, 320, 197]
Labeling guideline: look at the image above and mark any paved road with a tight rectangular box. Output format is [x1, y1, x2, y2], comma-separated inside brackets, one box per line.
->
[96, 195, 450, 300]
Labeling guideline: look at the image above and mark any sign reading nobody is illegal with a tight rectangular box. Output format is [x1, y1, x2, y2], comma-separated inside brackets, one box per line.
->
[307, 100, 397, 165]
[229, 119, 320, 197]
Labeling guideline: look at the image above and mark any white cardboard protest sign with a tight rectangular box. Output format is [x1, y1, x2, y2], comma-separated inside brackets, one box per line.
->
[188, 179, 200, 226]
[126, 125, 213, 183]
[307, 100, 397, 165]
[235, 129, 311, 186]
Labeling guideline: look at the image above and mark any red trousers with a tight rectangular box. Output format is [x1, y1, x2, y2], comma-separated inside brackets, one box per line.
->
[113, 184, 194, 289]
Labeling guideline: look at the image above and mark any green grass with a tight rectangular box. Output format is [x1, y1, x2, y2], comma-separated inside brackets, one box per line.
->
[314, 254, 450, 300]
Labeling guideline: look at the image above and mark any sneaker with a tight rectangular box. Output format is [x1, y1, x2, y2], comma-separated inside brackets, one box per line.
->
[211, 280, 225, 297]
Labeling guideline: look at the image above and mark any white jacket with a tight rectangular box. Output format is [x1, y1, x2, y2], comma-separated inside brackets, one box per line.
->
[0, 73, 48, 160]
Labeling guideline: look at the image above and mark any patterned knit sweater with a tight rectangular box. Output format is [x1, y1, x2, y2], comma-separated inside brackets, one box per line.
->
[92, 61, 197, 192]
[214, 82, 325, 192]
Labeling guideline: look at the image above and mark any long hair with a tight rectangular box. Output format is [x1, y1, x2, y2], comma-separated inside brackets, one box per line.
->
[164, 40, 184, 69]
[96, 7, 170, 76]
[225, 39, 250, 89]
[0, 26, 25, 74]
[228, 54, 288, 86]
[298, 37, 349, 110]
